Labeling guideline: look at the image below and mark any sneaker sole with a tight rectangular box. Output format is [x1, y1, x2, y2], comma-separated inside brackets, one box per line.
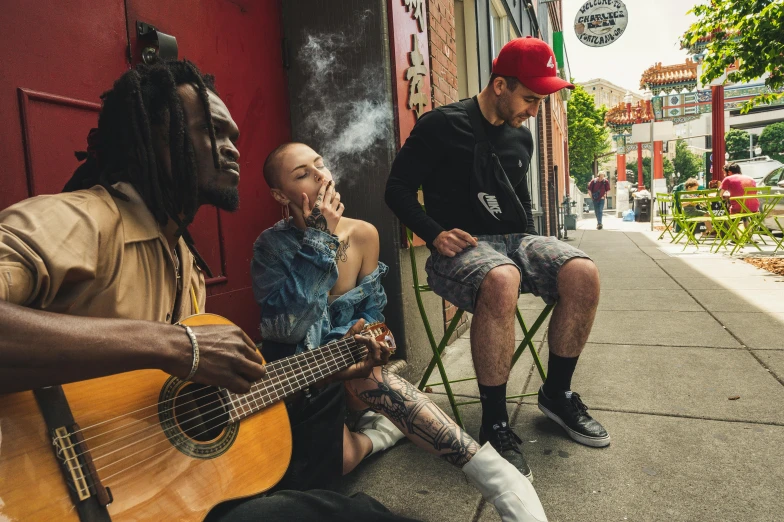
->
[538, 404, 611, 448]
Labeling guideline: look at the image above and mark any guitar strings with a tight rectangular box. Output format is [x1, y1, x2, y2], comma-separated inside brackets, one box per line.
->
[85, 344, 370, 491]
[58, 342, 368, 499]
[89, 343, 361, 467]
[92, 346, 365, 478]
[58, 332, 374, 446]
[66, 335, 356, 437]
[65, 340, 364, 464]
[63, 352, 308, 455]
[58, 339, 370, 472]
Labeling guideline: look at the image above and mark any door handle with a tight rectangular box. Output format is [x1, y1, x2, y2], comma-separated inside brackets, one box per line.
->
[136, 21, 178, 64]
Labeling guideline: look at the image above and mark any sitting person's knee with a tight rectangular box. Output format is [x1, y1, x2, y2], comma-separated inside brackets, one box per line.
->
[558, 258, 600, 303]
[478, 265, 520, 310]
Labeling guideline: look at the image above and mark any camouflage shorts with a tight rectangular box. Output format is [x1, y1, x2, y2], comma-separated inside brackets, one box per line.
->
[424, 233, 591, 313]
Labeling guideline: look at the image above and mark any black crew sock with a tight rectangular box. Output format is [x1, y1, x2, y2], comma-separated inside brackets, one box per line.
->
[478, 382, 509, 433]
[543, 353, 579, 397]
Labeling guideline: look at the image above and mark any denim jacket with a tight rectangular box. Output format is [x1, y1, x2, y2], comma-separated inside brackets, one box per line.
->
[251, 218, 388, 355]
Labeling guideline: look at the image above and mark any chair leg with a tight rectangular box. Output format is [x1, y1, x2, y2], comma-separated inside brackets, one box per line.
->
[511, 305, 552, 382]
[418, 309, 464, 389]
[418, 310, 466, 428]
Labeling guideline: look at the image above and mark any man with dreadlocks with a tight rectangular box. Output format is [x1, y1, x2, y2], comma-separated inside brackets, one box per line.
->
[0, 59, 415, 522]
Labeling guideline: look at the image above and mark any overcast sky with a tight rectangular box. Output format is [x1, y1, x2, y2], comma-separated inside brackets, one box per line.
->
[562, 0, 703, 94]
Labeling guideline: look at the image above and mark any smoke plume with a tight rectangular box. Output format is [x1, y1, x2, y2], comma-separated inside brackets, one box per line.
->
[295, 12, 392, 185]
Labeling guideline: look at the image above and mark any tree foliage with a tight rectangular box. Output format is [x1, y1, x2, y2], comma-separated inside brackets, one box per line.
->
[683, 0, 784, 112]
[663, 157, 675, 178]
[625, 157, 676, 190]
[759, 122, 784, 163]
[568, 84, 610, 192]
[626, 158, 651, 189]
[725, 128, 757, 161]
[672, 140, 703, 181]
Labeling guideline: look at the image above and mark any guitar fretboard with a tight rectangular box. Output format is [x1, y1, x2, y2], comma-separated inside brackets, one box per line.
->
[226, 337, 367, 422]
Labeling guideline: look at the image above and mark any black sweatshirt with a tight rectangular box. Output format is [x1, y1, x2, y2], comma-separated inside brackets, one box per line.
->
[385, 98, 536, 246]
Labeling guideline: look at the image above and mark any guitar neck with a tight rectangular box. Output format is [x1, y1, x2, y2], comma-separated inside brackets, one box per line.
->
[227, 337, 366, 422]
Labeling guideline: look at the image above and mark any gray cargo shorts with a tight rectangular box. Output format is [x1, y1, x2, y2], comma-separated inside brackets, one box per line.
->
[424, 233, 591, 313]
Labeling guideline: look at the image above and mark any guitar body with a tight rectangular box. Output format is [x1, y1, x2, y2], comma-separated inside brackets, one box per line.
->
[0, 314, 292, 522]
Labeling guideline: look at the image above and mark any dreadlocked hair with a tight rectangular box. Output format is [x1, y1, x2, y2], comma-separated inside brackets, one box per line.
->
[64, 58, 220, 277]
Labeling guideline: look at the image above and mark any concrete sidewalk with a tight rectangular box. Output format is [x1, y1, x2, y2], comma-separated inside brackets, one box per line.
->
[339, 214, 784, 522]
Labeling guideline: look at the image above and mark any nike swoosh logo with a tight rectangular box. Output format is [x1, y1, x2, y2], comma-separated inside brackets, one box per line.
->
[478, 192, 501, 221]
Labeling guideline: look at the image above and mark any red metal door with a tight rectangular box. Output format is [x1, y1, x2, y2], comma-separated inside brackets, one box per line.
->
[0, 2, 129, 210]
[0, 1, 289, 339]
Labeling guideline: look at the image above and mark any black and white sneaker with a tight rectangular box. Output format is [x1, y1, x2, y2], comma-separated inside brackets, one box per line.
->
[479, 423, 533, 482]
[538, 386, 610, 447]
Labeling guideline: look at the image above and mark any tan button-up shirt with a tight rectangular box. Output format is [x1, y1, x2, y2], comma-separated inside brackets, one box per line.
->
[0, 182, 205, 323]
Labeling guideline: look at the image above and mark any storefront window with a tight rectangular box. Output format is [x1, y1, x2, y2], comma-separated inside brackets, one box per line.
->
[523, 117, 540, 212]
[489, 0, 510, 57]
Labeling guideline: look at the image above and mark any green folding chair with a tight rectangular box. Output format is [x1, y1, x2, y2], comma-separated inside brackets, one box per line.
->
[406, 229, 551, 428]
[656, 193, 676, 241]
[730, 193, 784, 255]
[671, 195, 715, 249]
[671, 189, 717, 245]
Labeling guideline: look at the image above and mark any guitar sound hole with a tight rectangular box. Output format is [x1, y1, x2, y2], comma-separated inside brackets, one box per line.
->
[173, 384, 230, 442]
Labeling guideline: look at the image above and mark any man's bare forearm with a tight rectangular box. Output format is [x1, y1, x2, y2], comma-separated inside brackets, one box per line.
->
[0, 300, 182, 394]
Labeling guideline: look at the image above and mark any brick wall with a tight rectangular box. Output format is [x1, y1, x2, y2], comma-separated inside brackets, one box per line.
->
[538, 102, 553, 236]
[427, 0, 459, 106]
[427, 0, 467, 343]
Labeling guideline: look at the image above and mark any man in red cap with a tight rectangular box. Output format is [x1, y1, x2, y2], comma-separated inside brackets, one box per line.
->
[386, 37, 609, 480]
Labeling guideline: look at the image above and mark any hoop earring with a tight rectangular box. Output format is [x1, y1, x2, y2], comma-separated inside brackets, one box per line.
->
[281, 204, 290, 220]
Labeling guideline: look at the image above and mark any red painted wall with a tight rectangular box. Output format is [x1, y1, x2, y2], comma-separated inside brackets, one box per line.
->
[0, 1, 290, 339]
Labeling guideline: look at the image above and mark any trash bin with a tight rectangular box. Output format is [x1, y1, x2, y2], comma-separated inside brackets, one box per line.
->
[564, 214, 577, 230]
[634, 198, 650, 222]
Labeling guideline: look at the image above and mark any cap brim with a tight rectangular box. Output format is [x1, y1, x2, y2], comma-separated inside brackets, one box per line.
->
[520, 75, 575, 95]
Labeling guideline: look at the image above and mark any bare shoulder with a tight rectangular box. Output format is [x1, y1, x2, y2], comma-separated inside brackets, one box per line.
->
[339, 217, 378, 244]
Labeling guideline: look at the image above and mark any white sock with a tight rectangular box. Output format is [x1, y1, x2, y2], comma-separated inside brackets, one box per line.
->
[356, 411, 405, 458]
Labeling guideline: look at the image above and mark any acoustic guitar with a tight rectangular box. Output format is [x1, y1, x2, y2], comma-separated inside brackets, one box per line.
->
[0, 313, 389, 521]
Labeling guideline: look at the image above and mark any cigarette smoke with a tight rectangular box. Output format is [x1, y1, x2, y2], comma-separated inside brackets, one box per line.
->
[295, 11, 392, 185]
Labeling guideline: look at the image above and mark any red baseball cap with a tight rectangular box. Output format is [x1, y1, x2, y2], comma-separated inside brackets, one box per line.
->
[492, 36, 574, 95]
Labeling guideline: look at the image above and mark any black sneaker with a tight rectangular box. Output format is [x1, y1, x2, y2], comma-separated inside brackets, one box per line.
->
[479, 423, 533, 482]
[538, 386, 610, 447]
[597, 223, 603, 230]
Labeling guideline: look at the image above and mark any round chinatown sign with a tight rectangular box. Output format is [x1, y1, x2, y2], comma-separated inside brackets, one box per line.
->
[574, 0, 628, 48]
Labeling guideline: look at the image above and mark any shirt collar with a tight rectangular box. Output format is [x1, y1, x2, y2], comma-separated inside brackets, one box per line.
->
[111, 182, 164, 244]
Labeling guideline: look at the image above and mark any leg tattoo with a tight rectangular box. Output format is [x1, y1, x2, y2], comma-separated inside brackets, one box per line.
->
[348, 368, 478, 467]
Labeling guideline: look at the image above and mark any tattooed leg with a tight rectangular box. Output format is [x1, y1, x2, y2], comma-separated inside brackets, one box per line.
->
[345, 367, 479, 467]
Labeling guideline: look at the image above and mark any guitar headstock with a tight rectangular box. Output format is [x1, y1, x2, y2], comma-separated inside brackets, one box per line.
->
[363, 322, 390, 343]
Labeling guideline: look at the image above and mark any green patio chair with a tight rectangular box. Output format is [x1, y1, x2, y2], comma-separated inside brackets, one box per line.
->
[656, 193, 676, 241]
[710, 196, 759, 254]
[672, 195, 717, 249]
[406, 228, 551, 428]
[730, 193, 784, 255]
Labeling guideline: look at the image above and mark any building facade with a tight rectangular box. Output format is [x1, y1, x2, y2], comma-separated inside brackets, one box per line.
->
[577, 78, 641, 205]
[0, 0, 573, 380]
[579, 78, 641, 111]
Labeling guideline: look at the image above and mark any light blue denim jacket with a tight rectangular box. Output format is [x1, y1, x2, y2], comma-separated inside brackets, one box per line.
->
[251, 218, 388, 354]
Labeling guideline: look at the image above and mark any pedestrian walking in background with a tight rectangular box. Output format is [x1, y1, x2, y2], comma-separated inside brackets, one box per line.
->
[588, 172, 610, 229]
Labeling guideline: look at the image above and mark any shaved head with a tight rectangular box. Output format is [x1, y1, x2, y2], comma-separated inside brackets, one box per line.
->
[263, 142, 306, 189]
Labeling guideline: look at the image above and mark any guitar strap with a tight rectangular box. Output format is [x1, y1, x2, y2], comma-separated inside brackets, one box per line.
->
[34, 386, 113, 522]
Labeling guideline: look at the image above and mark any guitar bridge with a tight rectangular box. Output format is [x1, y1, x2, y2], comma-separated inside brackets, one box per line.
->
[52, 424, 113, 506]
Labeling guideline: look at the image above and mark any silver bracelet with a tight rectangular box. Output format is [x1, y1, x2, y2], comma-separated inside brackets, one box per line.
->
[180, 324, 200, 381]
